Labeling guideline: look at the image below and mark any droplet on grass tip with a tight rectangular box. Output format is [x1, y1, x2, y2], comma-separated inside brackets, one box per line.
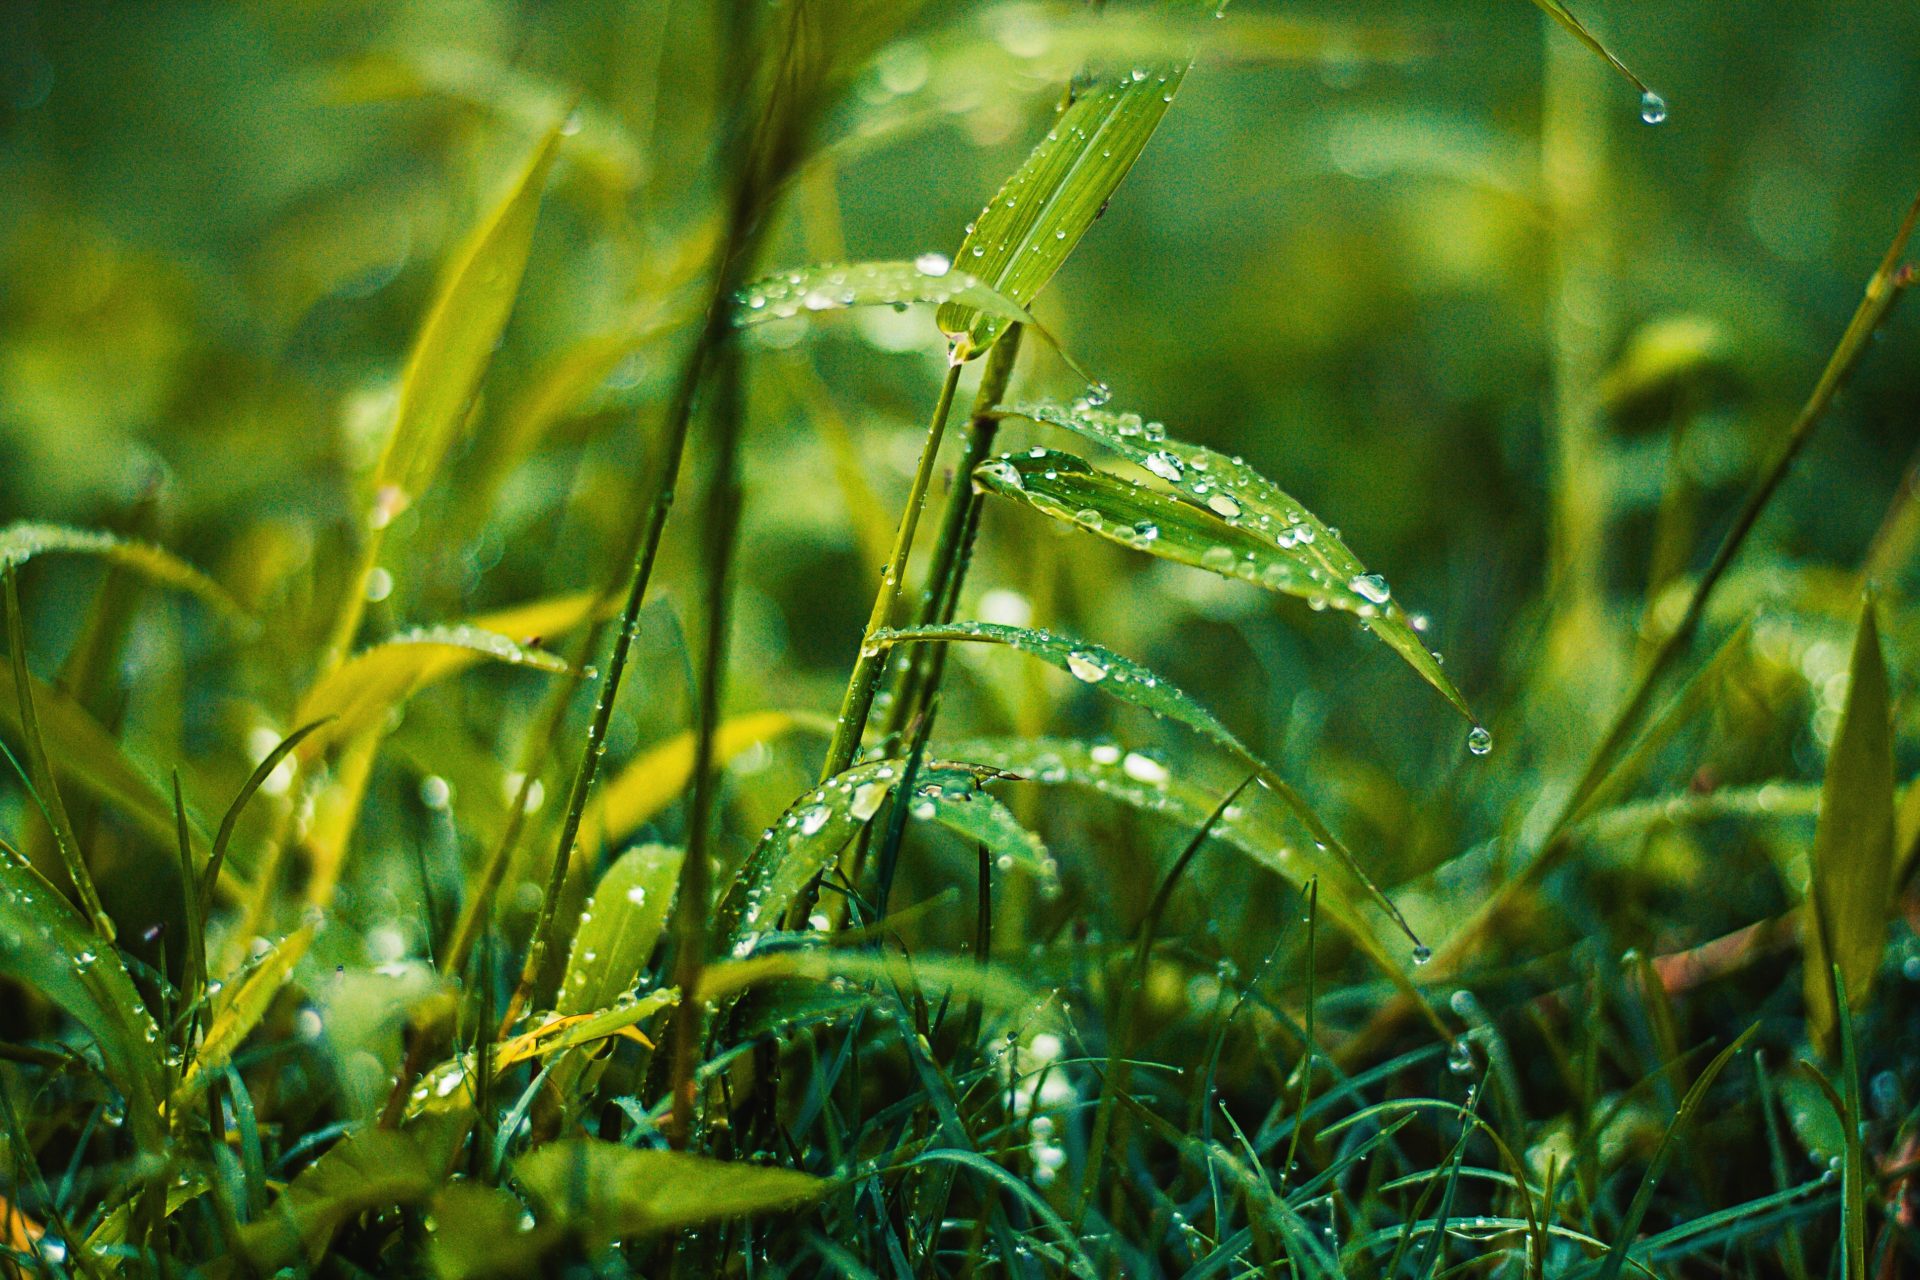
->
[1639, 91, 1668, 125]
[1466, 726, 1493, 757]
[1412, 944, 1432, 966]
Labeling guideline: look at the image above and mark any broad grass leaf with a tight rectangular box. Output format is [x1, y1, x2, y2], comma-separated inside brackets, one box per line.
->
[0, 859, 164, 1152]
[0, 522, 243, 617]
[295, 625, 571, 758]
[1804, 600, 1894, 1051]
[556, 844, 681, 1016]
[698, 951, 1043, 1018]
[874, 621, 1420, 942]
[427, 1182, 555, 1280]
[239, 1115, 465, 1270]
[582, 711, 809, 850]
[936, 64, 1186, 360]
[513, 1141, 826, 1243]
[715, 758, 1049, 952]
[374, 121, 565, 506]
[180, 923, 315, 1095]
[1003, 402, 1473, 722]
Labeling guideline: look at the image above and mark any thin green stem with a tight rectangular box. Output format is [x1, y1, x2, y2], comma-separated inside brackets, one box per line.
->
[819, 358, 967, 782]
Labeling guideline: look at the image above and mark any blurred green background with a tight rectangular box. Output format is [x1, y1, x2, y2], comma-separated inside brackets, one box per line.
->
[2, 0, 1917, 969]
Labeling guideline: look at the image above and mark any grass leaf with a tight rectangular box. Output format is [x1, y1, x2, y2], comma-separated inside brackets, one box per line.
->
[182, 923, 315, 1093]
[0, 521, 244, 617]
[583, 711, 809, 851]
[974, 441, 1473, 723]
[936, 62, 1187, 360]
[512, 1141, 827, 1242]
[0, 858, 165, 1153]
[1525, 0, 1663, 109]
[556, 844, 682, 1016]
[1804, 599, 1894, 1052]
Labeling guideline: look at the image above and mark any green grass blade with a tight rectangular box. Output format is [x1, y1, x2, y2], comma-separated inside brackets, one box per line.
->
[556, 844, 682, 1016]
[0, 857, 165, 1154]
[0, 522, 244, 618]
[936, 62, 1187, 361]
[736, 259, 1039, 330]
[294, 625, 572, 756]
[973, 444, 1474, 726]
[180, 923, 315, 1095]
[1803, 599, 1894, 1052]
[1008, 402, 1474, 721]
[512, 1141, 827, 1242]
[1590, 1023, 1760, 1280]
[1524, 0, 1663, 113]
[714, 758, 1049, 953]
[199, 718, 330, 918]
[874, 621, 1423, 946]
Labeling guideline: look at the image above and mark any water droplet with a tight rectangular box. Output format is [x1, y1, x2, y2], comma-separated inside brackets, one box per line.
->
[1447, 1038, 1476, 1075]
[1206, 493, 1242, 519]
[1348, 573, 1391, 605]
[1066, 651, 1108, 683]
[1466, 726, 1493, 757]
[797, 804, 831, 836]
[1144, 451, 1184, 482]
[1639, 90, 1668, 125]
[1083, 381, 1112, 407]
[1412, 944, 1432, 966]
[914, 251, 951, 277]
[850, 781, 888, 821]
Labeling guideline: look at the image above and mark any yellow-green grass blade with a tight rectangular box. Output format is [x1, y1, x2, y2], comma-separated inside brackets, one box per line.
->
[512, 1141, 827, 1244]
[179, 923, 315, 1096]
[935, 63, 1187, 361]
[1804, 599, 1893, 1052]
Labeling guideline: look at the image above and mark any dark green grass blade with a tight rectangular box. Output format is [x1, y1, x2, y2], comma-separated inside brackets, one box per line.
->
[0, 856, 165, 1154]
[0, 522, 244, 618]
[1004, 402, 1473, 723]
[1804, 599, 1893, 1052]
[556, 844, 682, 1016]
[936, 62, 1187, 360]
[199, 718, 330, 918]
[1524, 0, 1663, 112]
[874, 621, 1422, 945]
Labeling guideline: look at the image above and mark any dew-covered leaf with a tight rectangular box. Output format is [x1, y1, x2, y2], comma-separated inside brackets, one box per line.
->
[427, 1181, 555, 1280]
[0, 858, 165, 1152]
[975, 432, 1472, 723]
[936, 63, 1186, 360]
[296, 625, 572, 758]
[513, 1141, 827, 1244]
[374, 121, 565, 506]
[557, 844, 681, 1016]
[1805, 600, 1894, 1051]
[715, 758, 1049, 953]
[699, 949, 1044, 1016]
[181, 923, 315, 1095]
[734, 259, 1037, 331]
[873, 621, 1419, 943]
[0, 522, 244, 617]
[583, 711, 809, 850]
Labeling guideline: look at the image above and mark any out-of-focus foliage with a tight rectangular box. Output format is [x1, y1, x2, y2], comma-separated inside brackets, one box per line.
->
[4, 0, 1920, 1274]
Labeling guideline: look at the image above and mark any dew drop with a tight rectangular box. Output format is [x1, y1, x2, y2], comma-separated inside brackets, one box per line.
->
[1447, 1038, 1476, 1075]
[1639, 91, 1667, 125]
[1083, 381, 1112, 407]
[1466, 726, 1493, 757]
[1348, 573, 1391, 605]
[797, 804, 831, 836]
[1206, 493, 1242, 519]
[1066, 651, 1108, 683]
[914, 251, 951, 277]
[1412, 944, 1432, 966]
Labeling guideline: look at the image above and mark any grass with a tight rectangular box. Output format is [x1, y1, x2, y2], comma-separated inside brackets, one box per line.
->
[3, 0, 1920, 1275]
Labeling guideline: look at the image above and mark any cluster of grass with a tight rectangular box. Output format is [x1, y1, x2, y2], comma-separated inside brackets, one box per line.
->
[3, 0, 1920, 1275]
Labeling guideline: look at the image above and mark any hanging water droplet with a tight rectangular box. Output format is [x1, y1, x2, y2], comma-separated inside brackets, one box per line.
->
[1639, 90, 1668, 125]
[1466, 726, 1493, 757]
[1447, 1038, 1476, 1075]
[1066, 651, 1109, 683]
[1349, 573, 1391, 605]
[1412, 944, 1432, 966]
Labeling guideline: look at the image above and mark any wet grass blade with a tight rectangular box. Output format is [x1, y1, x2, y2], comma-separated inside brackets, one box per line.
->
[556, 844, 682, 1016]
[180, 924, 315, 1095]
[937, 63, 1187, 361]
[714, 758, 1049, 953]
[0, 857, 165, 1154]
[1524, 0, 1663, 112]
[0, 522, 244, 618]
[1803, 599, 1893, 1053]
[1000, 402, 1474, 723]
[874, 621, 1423, 946]
[295, 625, 572, 756]
[199, 718, 330, 918]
